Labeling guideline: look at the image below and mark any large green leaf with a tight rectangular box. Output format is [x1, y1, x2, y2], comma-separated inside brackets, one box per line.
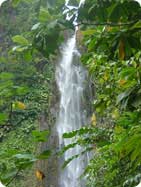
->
[63, 127, 93, 138]
[15, 86, 29, 95]
[0, 168, 18, 184]
[12, 0, 21, 7]
[12, 35, 29, 45]
[59, 143, 78, 155]
[0, 113, 8, 124]
[116, 88, 134, 104]
[0, 72, 14, 80]
[39, 8, 52, 22]
[32, 130, 49, 142]
[13, 153, 37, 169]
[31, 23, 41, 31]
[37, 150, 51, 159]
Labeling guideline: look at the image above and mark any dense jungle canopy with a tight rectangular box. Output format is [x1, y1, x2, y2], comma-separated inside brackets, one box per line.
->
[0, 0, 141, 187]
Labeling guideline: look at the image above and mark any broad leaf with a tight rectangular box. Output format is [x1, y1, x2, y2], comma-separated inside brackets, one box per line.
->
[37, 150, 51, 159]
[32, 130, 49, 142]
[12, 35, 29, 45]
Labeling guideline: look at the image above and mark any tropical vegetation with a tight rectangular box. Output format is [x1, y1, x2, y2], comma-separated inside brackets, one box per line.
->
[0, 0, 141, 186]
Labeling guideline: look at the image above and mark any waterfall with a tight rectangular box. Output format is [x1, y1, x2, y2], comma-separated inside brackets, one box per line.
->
[56, 34, 87, 187]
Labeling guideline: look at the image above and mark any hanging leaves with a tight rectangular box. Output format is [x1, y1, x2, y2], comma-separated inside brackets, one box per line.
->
[119, 39, 125, 60]
[91, 113, 97, 126]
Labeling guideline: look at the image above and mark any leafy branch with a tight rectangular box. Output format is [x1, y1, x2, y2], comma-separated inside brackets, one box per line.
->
[75, 20, 138, 27]
[5, 168, 21, 187]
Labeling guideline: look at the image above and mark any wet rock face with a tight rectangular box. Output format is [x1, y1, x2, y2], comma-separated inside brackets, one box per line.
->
[36, 73, 60, 187]
[36, 113, 59, 187]
[37, 125, 59, 187]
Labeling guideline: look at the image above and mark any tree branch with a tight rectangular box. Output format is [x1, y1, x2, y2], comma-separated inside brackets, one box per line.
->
[5, 168, 21, 187]
[75, 20, 138, 27]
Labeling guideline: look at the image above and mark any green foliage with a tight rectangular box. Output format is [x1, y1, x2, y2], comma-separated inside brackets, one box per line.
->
[58, 1, 141, 187]
[0, 0, 57, 185]
[12, 35, 29, 45]
[0, 121, 36, 184]
[37, 150, 51, 159]
[80, 1, 141, 186]
[1, 0, 141, 186]
[32, 130, 49, 142]
[0, 121, 52, 185]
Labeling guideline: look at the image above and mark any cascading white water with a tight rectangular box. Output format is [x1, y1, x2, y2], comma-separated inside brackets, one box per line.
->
[56, 34, 87, 187]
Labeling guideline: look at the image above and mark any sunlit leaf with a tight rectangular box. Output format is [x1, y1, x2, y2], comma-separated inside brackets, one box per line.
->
[31, 23, 41, 31]
[13, 153, 35, 160]
[12, 35, 29, 45]
[0, 113, 8, 124]
[12, 0, 21, 7]
[32, 130, 49, 142]
[35, 170, 45, 181]
[39, 8, 52, 22]
[91, 113, 96, 126]
[0, 73, 14, 80]
[118, 79, 127, 86]
[14, 101, 26, 110]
